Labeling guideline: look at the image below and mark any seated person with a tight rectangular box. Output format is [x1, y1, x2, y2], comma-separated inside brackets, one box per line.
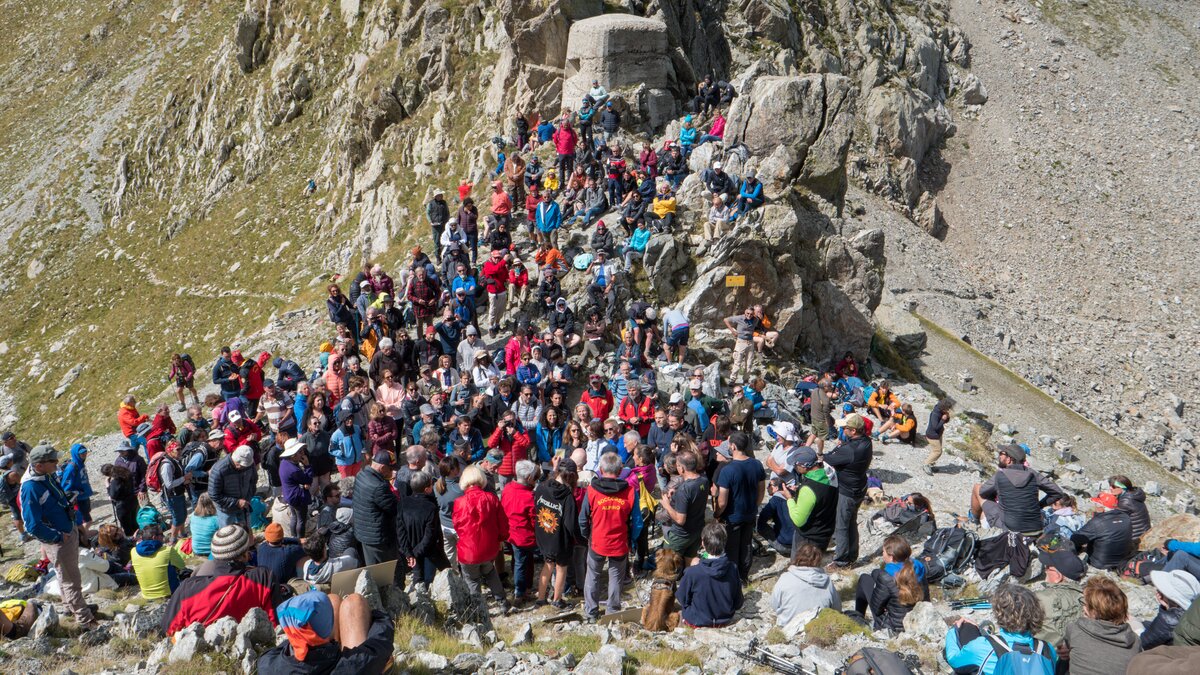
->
[732, 169, 763, 219]
[1062, 576, 1142, 674]
[1141, 570, 1200, 650]
[769, 542, 837, 627]
[300, 530, 360, 586]
[162, 524, 286, 634]
[257, 523, 307, 584]
[589, 220, 615, 255]
[257, 590, 394, 675]
[854, 535, 926, 632]
[0, 599, 37, 639]
[1043, 494, 1087, 539]
[1070, 493, 1134, 571]
[944, 584, 1058, 675]
[1033, 541, 1087, 649]
[131, 523, 188, 600]
[866, 380, 900, 421]
[675, 522, 743, 628]
[875, 403, 918, 444]
[622, 218, 652, 270]
[757, 480, 796, 556]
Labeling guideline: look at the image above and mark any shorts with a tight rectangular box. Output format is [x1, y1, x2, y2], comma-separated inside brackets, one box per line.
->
[166, 494, 188, 527]
[337, 462, 362, 479]
[810, 417, 828, 439]
[980, 500, 1004, 530]
[541, 552, 567, 565]
[663, 530, 702, 559]
[665, 326, 690, 347]
[175, 377, 193, 388]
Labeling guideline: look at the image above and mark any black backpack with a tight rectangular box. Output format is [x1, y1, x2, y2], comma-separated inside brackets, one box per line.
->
[839, 648, 916, 675]
[1121, 549, 1168, 582]
[917, 525, 978, 583]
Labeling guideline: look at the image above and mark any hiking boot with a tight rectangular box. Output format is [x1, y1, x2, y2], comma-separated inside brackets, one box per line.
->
[583, 613, 599, 624]
[550, 599, 570, 610]
[177, 404, 187, 412]
[922, 465, 934, 476]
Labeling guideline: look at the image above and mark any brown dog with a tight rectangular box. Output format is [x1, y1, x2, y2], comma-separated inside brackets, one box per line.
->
[641, 548, 683, 631]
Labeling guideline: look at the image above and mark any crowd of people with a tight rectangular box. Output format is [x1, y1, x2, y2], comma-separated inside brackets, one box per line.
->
[1, 78, 1198, 675]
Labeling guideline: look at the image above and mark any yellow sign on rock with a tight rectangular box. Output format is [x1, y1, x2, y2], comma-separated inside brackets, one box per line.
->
[725, 275, 746, 287]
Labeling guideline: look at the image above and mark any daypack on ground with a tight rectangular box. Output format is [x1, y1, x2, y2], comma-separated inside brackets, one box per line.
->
[985, 634, 1054, 675]
[1121, 549, 1168, 582]
[839, 647, 915, 675]
[916, 525, 977, 582]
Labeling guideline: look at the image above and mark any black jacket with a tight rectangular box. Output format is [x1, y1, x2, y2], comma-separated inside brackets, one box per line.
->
[794, 473, 838, 550]
[208, 456, 257, 515]
[396, 492, 449, 569]
[824, 436, 873, 499]
[352, 466, 398, 548]
[864, 567, 918, 632]
[980, 465, 1064, 534]
[600, 109, 620, 133]
[257, 610, 394, 675]
[327, 519, 360, 561]
[427, 198, 450, 227]
[1117, 488, 1152, 541]
[1072, 510, 1133, 571]
[548, 307, 577, 335]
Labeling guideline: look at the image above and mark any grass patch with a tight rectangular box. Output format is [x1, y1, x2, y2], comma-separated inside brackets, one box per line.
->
[765, 627, 788, 644]
[953, 416, 995, 467]
[871, 328, 919, 382]
[159, 652, 241, 674]
[804, 608, 871, 647]
[628, 648, 701, 672]
[513, 633, 601, 661]
[109, 636, 157, 656]
[394, 613, 480, 657]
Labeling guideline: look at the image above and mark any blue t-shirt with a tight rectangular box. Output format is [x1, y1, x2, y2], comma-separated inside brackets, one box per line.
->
[715, 457, 766, 524]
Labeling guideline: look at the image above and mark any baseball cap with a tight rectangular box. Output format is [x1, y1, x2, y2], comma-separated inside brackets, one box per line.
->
[836, 414, 865, 430]
[689, 378, 703, 391]
[419, 404, 436, 416]
[485, 449, 505, 465]
[1037, 544, 1087, 581]
[281, 438, 304, 458]
[29, 444, 58, 464]
[768, 421, 799, 442]
[227, 410, 243, 423]
[1150, 570, 1200, 608]
[557, 457, 578, 473]
[669, 392, 683, 404]
[788, 446, 819, 468]
[714, 442, 732, 459]
[1090, 492, 1119, 510]
[999, 443, 1026, 463]
[232, 445, 255, 467]
[465, 326, 478, 336]
[372, 451, 396, 467]
[713, 161, 723, 169]
[207, 429, 225, 441]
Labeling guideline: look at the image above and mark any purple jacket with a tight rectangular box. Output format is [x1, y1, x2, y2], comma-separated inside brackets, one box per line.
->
[279, 458, 314, 510]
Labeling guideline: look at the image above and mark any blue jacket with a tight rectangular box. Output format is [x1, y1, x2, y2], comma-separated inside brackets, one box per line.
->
[742, 386, 765, 411]
[329, 425, 364, 467]
[533, 423, 564, 463]
[1166, 539, 1200, 556]
[537, 121, 555, 142]
[629, 227, 651, 252]
[739, 179, 763, 202]
[516, 363, 541, 387]
[446, 429, 485, 462]
[687, 400, 709, 433]
[59, 443, 93, 502]
[677, 555, 744, 627]
[535, 200, 562, 233]
[212, 356, 240, 396]
[293, 393, 308, 427]
[944, 627, 1058, 675]
[679, 126, 698, 146]
[21, 465, 75, 543]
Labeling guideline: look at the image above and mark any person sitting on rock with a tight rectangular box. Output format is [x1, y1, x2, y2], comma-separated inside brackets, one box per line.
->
[646, 183, 677, 234]
[732, 169, 764, 220]
[697, 110, 726, 147]
[130, 523, 188, 601]
[660, 144, 688, 191]
[853, 535, 926, 633]
[865, 379, 901, 422]
[969, 443, 1064, 534]
[1140, 569, 1200, 650]
[1061, 576, 1142, 674]
[875, 403, 918, 444]
[162, 524, 285, 634]
[700, 160, 737, 203]
[299, 528, 359, 586]
[257, 523, 306, 584]
[676, 522, 743, 628]
[1106, 474, 1152, 544]
[944, 583, 1058, 675]
[1070, 492, 1134, 571]
[1033, 540, 1087, 652]
[770, 542, 838, 627]
[257, 590, 395, 675]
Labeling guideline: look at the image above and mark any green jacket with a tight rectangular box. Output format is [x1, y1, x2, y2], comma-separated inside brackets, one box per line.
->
[1173, 592, 1200, 646]
[786, 468, 830, 528]
[1034, 580, 1083, 646]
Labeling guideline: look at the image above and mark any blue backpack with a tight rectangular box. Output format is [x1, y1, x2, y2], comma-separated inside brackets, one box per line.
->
[986, 635, 1053, 675]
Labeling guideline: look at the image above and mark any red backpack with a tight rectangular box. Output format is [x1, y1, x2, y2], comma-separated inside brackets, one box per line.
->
[146, 453, 168, 492]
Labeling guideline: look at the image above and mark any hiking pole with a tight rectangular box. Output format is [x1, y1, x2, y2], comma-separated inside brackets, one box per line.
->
[734, 638, 816, 675]
[949, 597, 992, 610]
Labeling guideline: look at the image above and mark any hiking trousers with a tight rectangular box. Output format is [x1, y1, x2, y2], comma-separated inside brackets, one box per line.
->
[45, 530, 95, 624]
[833, 492, 864, 565]
[924, 438, 943, 466]
[725, 520, 754, 583]
[584, 549, 626, 618]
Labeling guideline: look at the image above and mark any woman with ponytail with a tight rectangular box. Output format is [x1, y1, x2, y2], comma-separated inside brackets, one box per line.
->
[854, 535, 928, 632]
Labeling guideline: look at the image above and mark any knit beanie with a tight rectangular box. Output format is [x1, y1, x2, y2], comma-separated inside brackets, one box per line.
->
[210, 525, 252, 561]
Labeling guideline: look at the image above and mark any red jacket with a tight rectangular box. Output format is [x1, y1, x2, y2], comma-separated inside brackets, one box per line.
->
[118, 404, 148, 438]
[618, 395, 656, 438]
[580, 388, 614, 422]
[553, 126, 577, 155]
[504, 336, 528, 376]
[161, 561, 279, 635]
[453, 486, 508, 565]
[367, 417, 397, 456]
[488, 426, 532, 478]
[482, 259, 509, 295]
[145, 412, 178, 459]
[224, 422, 261, 455]
[239, 354, 267, 401]
[501, 481, 537, 548]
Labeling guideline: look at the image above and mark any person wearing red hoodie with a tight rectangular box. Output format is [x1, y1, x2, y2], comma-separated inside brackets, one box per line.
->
[118, 395, 149, 439]
[488, 411, 532, 489]
[552, 121, 577, 179]
[501, 460, 540, 604]
[144, 405, 178, 459]
[697, 112, 726, 146]
[580, 375, 614, 422]
[481, 249, 510, 338]
[452, 465, 509, 610]
[503, 325, 530, 376]
[236, 351, 269, 417]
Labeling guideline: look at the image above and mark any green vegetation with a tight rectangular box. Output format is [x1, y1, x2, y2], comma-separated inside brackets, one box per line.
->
[804, 607, 870, 647]
[394, 614, 482, 657]
[871, 327, 919, 382]
[513, 632, 602, 661]
[1034, 0, 1146, 58]
[628, 648, 702, 672]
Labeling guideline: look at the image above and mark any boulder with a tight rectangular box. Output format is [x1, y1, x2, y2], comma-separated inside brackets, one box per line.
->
[575, 644, 627, 674]
[203, 615, 239, 648]
[30, 602, 58, 640]
[237, 607, 275, 646]
[354, 569, 385, 613]
[725, 75, 857, 207]
[903, 601, 949, 640]
[1141, 514, 1200, 551]
[961, 73, 989, 105]
[740, 0, 801, 49]
[874, 300, 927, 359]
[561, 15, 678, 112]
[865, 83, 943, 165]
[642, 233, 691, 301]
[168, 622, 209, 663]
[115, 603, 164, 640]
[486, 651, 519, 670]
[512, 621, 534, 646]
[340, 0, 361, 28]
[234, 11, 268, 74]
[412, 651, 450, 670]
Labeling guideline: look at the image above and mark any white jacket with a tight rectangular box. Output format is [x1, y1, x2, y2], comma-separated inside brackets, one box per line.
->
[45, 549, 117, 597]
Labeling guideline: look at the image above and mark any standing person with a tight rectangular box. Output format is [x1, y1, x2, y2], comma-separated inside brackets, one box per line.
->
[352, 452, 400, 568]
[59, 443, 94, 534]
[488, 180, 512, 230]
[661, 451, 708, 564]
[406, 267, 440, 337]
[396, 472, 449, 594]
[329, 410, 365, 479]
[169, 353, 200, 411]
[426, 189, 450, 262]
[578, 453, 643, 622]
[661, 306, 690, 367]
[114, 439, 148, 506]
[825, 414, 873, 568]
[212, 347, 242, 401]
[714, 431, 766, 583]
[20, 445, 98, 628]
[724, 308, 757, 383]
[923, 397, 954, 475]
[481, 249, 509, 338]
[553, 120, 577, 178]
[501, 461, 541, 605]
[101, 464, 140, 536]
[454, 465, 510, 609]
[534, 458, 581, 608]
[154, 441, 190, 541]
[534, 191, 562, 248]
[808, 377, 834, 453]
[208, 445, 258, 528]
[279, 439, 314, 537]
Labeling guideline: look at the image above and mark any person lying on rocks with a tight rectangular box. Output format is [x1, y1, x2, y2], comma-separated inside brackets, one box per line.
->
[257, 590, 394, 675]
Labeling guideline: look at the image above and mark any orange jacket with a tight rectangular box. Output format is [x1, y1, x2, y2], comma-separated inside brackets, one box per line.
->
[118, 404, 148, 438]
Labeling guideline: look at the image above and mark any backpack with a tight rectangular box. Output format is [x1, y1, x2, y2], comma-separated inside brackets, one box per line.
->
[1121, 549, 1168, 582]
[839, 647, 915, 675]
[917, 525, 977, 582]
[137, 505, 165, 530]
[146, 453, 169, 492]
[180, 442, 216, 488]
[985, 634, 1054, 675]
[637, 474, 658, 516]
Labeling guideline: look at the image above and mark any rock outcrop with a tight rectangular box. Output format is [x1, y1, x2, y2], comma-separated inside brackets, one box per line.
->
[561, 15, 679, 126]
